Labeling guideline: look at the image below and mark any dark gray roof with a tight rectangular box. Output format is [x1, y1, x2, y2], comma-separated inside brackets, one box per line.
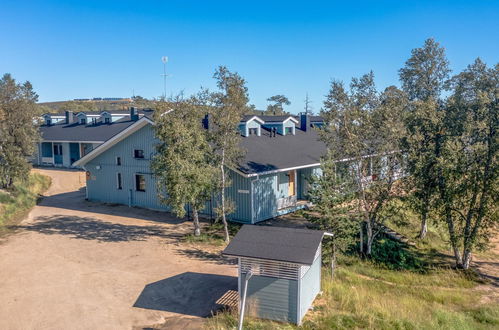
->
[223, 225, 324, 265]
[238, 126, 326, 174]
[39, 117, 139, 142]
[259, 115, 295, 123]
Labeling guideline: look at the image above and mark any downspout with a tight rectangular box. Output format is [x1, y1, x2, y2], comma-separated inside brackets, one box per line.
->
[238, 270, 253, 330]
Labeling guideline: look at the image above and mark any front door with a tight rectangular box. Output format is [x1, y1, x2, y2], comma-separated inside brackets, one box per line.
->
[53, 143, 63, 165]
[288, 170, 296, 196]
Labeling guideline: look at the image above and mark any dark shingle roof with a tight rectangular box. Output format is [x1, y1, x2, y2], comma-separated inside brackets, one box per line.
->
[223, 225, 324, 265]
[259, 115, 296, 123]
[238, 126, 326, 174]
[39, 117, 139, 142]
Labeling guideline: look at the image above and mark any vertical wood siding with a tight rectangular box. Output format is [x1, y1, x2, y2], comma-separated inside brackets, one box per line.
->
[243, 276, 298, 324]
[299, 248, 321, 322]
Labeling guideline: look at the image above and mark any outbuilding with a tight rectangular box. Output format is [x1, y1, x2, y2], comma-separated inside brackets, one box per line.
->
[223, 225, 324, 325]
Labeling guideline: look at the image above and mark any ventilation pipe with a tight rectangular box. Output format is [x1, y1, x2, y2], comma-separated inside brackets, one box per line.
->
[65, 110, 74, 124]
[238, 270, 253, 330]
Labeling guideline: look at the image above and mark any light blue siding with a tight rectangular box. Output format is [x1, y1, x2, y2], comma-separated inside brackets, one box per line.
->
[243, 276, 298, 324]
[283, 120, 296, 135]
[262, 122, 284, 135]
[299, 249, 321, 322]
[240, 119, 262, 136]
[252, 174, 278, 223]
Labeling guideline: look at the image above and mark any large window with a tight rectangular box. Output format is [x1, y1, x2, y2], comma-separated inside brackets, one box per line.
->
[117, 173, 122, 190]
[134, 149, 144, 159]
[135, 174, 146, 192]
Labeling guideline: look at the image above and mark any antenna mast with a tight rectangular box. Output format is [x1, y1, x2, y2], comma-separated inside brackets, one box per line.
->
[161, 56, 169, 100]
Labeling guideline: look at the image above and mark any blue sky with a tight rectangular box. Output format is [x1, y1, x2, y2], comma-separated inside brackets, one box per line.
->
[1, 0, 498, 113]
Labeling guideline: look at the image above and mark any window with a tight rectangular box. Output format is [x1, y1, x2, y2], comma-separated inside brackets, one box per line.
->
[249, 128, 258, 135]
[46, 119, 52, 125]
[80, 118, 86, 124]
[135, 174, 146, 192]
[116, 156, 121, 166]
[105, 117, 111, 124]
[117, 173, 122, 190]
[53, 144, 62, 155]
[285, 127, 293, 135]
[134, 149, 144, 159]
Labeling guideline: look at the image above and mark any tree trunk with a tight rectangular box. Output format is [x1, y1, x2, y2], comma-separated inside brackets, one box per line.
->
[419, 200, 429, 239]
[462, 250, 472, 270]
[331, 243, 337, 280]
[366, 220, 373, 257]
[192, 208, 201, 236]
[220, 151, 230, 243]
[359, 221, 364, 256]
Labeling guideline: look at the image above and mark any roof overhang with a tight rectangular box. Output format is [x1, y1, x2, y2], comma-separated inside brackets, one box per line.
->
[73, 117, 154, 167]
[283, 116, 299, 124]
[241, 116, 265, 124]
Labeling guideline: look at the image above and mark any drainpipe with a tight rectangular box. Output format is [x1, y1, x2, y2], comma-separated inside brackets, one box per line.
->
[238, 270, 253, 330]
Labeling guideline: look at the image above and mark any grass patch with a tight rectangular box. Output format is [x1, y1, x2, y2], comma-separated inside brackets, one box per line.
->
[207, 259, 498, 329]
[183, 221, 242, 246]
[0, 173, 51, 235]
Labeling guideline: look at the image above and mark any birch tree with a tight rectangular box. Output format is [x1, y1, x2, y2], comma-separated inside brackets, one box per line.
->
[399, 38, 451, 239]
[436, 59, 498, 269]
[0, 74, 40, 188]
[210, 66, 249, 242]
[320, 73, 406, 256]
[152, 95, 216, 236]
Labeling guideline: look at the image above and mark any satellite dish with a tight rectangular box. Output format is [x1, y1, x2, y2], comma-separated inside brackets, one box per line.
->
[161, 56, 168, 63]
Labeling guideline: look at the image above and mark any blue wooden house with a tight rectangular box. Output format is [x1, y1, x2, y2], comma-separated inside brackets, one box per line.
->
[34, 108, 149, 168]
[74, 113, 326, 223]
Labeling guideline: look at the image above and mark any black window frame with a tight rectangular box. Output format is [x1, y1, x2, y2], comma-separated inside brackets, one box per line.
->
[134, 149, 145, 159]
[117, 172, 123, 190]
[135, 174, 146, 192]
[116, 156, 121, 166]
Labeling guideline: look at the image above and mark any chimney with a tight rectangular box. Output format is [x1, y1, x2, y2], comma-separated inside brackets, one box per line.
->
[130, 107, 139, 121]
[300, 113, 310, 132]
[65, 110, 74, 124]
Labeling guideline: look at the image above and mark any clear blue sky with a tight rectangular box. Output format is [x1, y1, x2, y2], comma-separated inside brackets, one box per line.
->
[1, 0, 498, 113]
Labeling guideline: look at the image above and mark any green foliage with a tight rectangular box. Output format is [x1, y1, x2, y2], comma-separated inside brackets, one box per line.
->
[317, 71, 407, 256]
[151, 95, 217, 236]
[0, 73, 41, 188]
[0, 173, 51, 230]
[371, 239, 425, 271]
[265, 94, 290, 115]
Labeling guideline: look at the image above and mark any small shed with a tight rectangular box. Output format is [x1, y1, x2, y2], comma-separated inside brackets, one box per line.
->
[223, 225, 324, 325]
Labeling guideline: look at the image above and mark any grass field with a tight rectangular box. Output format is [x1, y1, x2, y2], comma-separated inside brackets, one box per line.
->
[203, 201, 498, 329]
[0, 173, 51, 234]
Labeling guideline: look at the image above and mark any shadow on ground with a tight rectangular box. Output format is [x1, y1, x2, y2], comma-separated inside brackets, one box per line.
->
[18, 215, 181, 242]
[474, 260, 499, 287]
[133, 272, 237, 317]
[175, 248, 237, 265]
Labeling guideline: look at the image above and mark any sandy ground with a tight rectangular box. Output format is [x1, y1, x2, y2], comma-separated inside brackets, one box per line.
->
[0, 168, 237, 330]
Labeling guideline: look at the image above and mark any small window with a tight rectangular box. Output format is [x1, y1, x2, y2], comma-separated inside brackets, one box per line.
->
[249, 128, 258, 135]
[134, 149, 144, 159]
[285, 127, 293, 135]
[116, 156, 121, 166]
[46, 119, 52, 125]
[117, 173, 122, 190]
[80, 118, 86, 124]
[105, 117, 111, 124]
[135, 174, 146, 192]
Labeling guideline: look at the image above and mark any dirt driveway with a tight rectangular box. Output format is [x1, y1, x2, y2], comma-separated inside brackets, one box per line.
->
[0, 169, 237, 330]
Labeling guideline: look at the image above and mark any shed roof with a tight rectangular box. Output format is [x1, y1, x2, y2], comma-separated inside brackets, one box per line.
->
[223, 225, 324, 265]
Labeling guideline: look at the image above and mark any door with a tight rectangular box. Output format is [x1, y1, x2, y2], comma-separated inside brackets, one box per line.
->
[288, 170, 296, 196]
[53, 143, 63, 165]
[69, 143, 80, 164]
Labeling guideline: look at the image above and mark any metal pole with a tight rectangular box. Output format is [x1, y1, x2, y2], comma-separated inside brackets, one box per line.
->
[238, 270, 253, 330]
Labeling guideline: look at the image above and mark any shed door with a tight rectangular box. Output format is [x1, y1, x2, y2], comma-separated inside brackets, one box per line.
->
[288, 170, 296, 196]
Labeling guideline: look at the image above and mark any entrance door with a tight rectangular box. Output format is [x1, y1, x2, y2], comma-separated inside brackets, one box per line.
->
[53, 143, 63, 165]
[288, 170, 296, 196]
[69, 143, 80, 164]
